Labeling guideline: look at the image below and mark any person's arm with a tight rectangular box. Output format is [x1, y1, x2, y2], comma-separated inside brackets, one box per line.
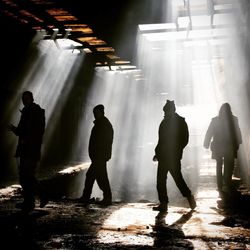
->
[103, 122, 114, 161]
[7, 124, 18, 135]
[8, 113, 23, 136]
[9, 109, 24, 136]
[182, 119, 189, 148]
[153, 122, 162, 161]
[203, 120, 213, 149]
[235, 117, 242, 145]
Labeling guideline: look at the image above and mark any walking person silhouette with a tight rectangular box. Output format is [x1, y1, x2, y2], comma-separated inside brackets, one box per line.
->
[79, 104, 114, 206]
[153, 100, 196, 212]
[203, 103, 242, 192]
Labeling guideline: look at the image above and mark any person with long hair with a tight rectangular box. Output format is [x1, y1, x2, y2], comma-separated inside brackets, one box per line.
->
[204, 103, 242, 192]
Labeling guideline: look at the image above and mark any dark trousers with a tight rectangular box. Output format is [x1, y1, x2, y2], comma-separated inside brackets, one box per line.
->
[18, 157, 38, 205]
[157, 159, 191, 203]
[216, 156, 235, 190]
[82, 160, 112, 201]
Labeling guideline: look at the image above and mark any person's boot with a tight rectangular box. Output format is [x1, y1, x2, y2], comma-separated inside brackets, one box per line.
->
[16, 201, 35, 213]
[97, 198, 112, 206]
[152, 202, 168, 212]
[77, 196, 92, 207]
[40, 195, 49, 208]
[187, 195, 196, 210]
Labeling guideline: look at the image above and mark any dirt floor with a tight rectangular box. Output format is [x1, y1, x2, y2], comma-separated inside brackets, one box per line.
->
[0, 163, 250, 249]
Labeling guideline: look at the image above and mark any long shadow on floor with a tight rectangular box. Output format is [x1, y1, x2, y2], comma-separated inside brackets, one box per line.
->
[152, 210, 194, 249]
[212, 187, 250, 229]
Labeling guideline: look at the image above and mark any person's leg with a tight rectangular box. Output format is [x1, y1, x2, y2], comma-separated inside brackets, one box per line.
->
[216, 158, 223, 191]
[38, 178, 49, 208]
[169, 160, 191, 197]
[153, 161, 168, 211]
[169, 159, 196, 209]
[95, 161, 112, 204]
[81, 163, 96, 202]
[156, 161, 168, 203]
[18, 157, 37, 211]
[224, 156, 235, 189]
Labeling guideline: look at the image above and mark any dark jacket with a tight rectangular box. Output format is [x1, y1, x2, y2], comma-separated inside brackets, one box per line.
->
[204, 115, 242, 159]
[155, 113, 189, 161]
[88, 116, 114, 162]
[14, 103, 45, 161]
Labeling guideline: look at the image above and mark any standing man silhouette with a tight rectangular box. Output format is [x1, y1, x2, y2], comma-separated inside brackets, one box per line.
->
[80, 104, 114, 206]
[8, 91, 47, 212]
[153, 100, 196, 212]
[203, 103, 242, 192]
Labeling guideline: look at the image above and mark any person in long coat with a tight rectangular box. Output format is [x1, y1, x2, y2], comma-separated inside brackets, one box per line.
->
[153, 100, 196, 212]
[8, 91, 46, 212]
[203, 103, 242, 191]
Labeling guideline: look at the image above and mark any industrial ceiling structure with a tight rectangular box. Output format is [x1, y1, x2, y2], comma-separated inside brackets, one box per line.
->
[0, 0, 129, 68]
[0, 0, 247, 68]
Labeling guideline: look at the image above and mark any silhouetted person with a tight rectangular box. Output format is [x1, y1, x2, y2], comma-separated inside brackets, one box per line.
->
[80, 104, 114, 206]
[8, 91, 47, 213]
[203, 103, 242, 192]
[153, 100, 196, 212]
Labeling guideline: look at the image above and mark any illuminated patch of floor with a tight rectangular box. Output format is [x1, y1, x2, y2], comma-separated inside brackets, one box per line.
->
[97, 203, 194, 246]
[97, 203, 155, 246]
[97, 182, 250, 248]
[0, 184, 20, 201]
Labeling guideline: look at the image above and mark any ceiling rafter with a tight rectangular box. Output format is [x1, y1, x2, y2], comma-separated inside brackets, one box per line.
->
[0, 0, 131, 68]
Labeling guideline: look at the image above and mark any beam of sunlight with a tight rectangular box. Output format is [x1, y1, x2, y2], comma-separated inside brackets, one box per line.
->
[79, 1, 236, 203]
[134, 0, 250, 201]
[4, 37, 86, 180]
[75, 67, 150, 201]
[9, 39, 84, 128]
[77, 1, 250, 202]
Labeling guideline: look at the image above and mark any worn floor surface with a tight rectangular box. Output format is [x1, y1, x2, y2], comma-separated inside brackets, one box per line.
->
[0, 161, 250, 249]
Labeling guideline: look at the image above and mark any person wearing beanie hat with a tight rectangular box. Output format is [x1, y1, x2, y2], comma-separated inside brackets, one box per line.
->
[163, 100, 176, 113]
[93, 104, 105, 114]
[80, 104, 114, 206]
[153, 100, 196, 212]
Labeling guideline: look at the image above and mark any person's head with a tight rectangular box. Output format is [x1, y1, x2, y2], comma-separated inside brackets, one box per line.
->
[93, 104, 105, 119]
[22, 91, 34, 107]
[219, 103, 232, 117]
[163, 100, 176, 115]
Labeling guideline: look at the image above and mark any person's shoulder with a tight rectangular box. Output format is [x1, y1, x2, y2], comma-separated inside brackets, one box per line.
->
[160, 118, 166, 125]
[103, 116, 112, 125]
[175, 113, 185, 121]
[103, 117, 113, 132]
[232, 115, 239, 124]
[32, 103, 42, 109]
[32, 103, 45, 117]
[211, 116, 219, 122]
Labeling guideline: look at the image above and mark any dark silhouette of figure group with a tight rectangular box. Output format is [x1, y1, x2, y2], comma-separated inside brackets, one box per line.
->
[9, 91, 242, 213]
